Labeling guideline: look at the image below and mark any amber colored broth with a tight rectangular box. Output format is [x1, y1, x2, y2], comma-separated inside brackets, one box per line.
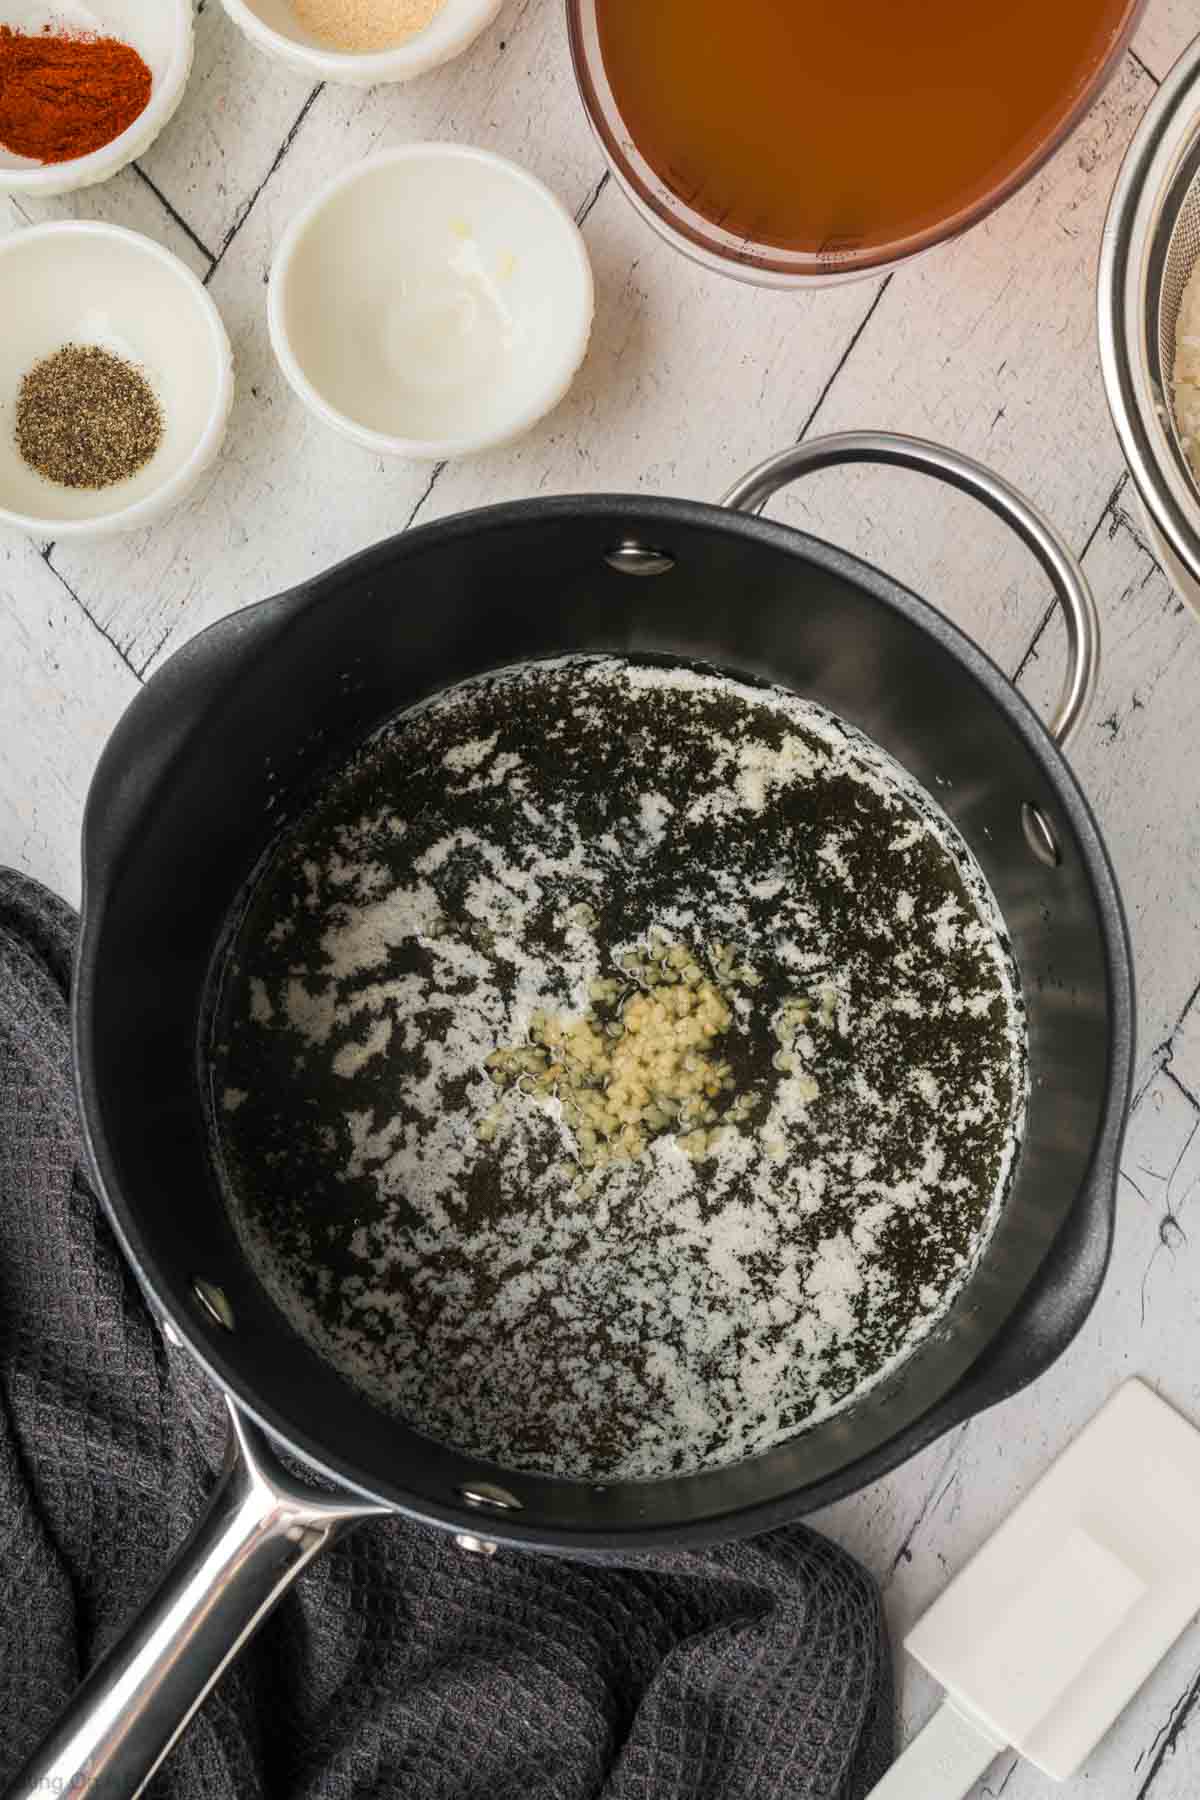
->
[594, 0, 1132, 255]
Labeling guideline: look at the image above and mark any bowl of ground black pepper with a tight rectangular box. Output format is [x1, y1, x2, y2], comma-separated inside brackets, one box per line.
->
[219, 0, 501, 85]
[0, 222, 234, 539]
[0, 0, 193, 196]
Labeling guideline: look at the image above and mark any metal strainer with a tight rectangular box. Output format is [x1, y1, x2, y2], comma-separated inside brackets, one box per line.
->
[1099, 33, 1200, 605]
[1155, 143, 1200, 378]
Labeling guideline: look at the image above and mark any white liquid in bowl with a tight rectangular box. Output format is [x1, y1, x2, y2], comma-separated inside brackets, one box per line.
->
[271, 148, 594, 456]
[380, 235, 514, 397]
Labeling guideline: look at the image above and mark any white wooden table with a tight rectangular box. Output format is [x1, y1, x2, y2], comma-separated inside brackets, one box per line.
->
[4, 2, 1200, 1792]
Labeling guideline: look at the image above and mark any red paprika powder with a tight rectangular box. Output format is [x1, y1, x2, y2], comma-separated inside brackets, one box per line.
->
[0, 25, 153, 165]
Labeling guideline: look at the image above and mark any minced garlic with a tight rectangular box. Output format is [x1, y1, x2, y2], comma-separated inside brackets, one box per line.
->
[483, 937, 797, 1175]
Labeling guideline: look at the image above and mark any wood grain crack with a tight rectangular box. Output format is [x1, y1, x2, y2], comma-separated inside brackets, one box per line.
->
[1166, 1065, 1200, 1116]
[135, 615, 184, 683]
[207, 83, 325, 284]
[132, 164, 217, 269]
[1135, 977, 1200, 1114]
[404, 461, 449, 533]
[884, 1426, 967, 1587]
[1134, 1662, 1200, 1797]
[795, 276, 892, 444]
[575, 170, 610, 228]
[980, 1755, 1019, 1798]
[1127, 46, 1159, 87]
[1012, 472, 1131, 685]
[39, 547, 141, 686]
[1138, 1113, 1199, 1323]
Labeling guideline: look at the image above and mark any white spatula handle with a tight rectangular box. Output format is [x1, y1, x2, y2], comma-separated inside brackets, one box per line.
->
[868, 1700, 1006, 1800]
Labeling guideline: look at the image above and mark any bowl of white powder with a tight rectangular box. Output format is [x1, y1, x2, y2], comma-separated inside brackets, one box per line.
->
[219, 0, 501, 83]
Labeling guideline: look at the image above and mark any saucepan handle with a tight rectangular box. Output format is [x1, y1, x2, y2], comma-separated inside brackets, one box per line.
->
[9, 1400, 386, 1800]
[721, 431, 1100, 749]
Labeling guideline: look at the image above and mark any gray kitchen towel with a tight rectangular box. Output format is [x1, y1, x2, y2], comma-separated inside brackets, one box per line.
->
[0, 867, 892, 1800]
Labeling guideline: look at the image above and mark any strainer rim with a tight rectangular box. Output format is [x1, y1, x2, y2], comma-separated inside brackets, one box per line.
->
[1099, 31, 1200, 586]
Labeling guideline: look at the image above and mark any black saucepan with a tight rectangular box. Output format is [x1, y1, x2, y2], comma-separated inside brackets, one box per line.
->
[15, 434, 1134, 1799]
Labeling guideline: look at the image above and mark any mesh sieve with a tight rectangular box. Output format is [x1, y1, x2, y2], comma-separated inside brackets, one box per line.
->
[1099, 36, 1200, 597]
[1155, 141, 1200, 475]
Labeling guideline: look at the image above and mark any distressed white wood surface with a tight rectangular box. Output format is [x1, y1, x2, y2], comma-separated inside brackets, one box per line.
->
[1134, 0, 1200, 81]
[2, 0, 1200, 1791]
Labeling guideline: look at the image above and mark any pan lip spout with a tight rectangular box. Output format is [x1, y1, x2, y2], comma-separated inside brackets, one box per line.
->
[70, 492, 1137, 1546]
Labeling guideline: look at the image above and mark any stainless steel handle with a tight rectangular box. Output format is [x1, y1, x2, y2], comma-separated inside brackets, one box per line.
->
[721, 431, 1100, 748]
[9, 1400, 385, 1800]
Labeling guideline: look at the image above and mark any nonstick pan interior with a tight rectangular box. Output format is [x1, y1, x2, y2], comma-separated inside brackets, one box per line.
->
[74, 498, 1131, 1547]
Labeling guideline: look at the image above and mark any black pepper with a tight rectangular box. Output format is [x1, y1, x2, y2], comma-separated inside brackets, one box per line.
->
[15, 343, 163, 490]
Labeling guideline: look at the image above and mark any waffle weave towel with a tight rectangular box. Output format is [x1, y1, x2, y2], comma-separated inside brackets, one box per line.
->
[0, 868, 892, 1800]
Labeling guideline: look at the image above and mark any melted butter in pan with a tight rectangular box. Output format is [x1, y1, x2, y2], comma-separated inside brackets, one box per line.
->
[210, 657, 1027, 1481]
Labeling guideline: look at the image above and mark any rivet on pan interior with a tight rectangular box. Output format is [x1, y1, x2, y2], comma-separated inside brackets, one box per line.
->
[459, 1483, 523, 1513]
[454, 1533, 499, 1556]
[1021, 802, 1062, 869]
[159, 1313, 183, 1349]
[604, 541, 676, 577]
[192, 1278, 236, 1332]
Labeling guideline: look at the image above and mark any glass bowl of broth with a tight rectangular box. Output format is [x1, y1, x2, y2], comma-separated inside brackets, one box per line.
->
[567, 0, 1145, 285]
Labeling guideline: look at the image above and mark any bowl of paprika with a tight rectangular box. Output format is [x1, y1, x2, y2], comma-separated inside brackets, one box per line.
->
[0, 0, 193, 197]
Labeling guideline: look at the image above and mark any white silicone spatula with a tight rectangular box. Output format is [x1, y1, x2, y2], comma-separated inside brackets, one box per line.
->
[870, 1380, 1200, 1796]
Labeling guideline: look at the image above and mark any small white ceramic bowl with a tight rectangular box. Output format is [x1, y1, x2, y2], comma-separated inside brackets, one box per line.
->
[0, 223, 234, 540]
[268, 145, 594, 460]
[220, 0, 501, 85]
[0, 0, 193, 197]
